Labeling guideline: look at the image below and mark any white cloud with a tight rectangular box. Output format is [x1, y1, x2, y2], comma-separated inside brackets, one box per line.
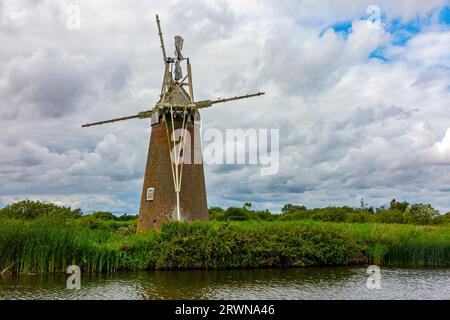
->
[388, 31, 450, 68]
[1, 0, 450, 214]
[425, 128, 450, 165]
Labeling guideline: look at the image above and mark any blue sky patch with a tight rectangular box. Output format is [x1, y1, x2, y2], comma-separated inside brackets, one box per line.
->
[440, 6, 450, 25]
[331, 21, 352, 35]
[319, 8, 448, 63]
[387, 17, 423, 46]
[369, 46, 389, 62]
[320, 21, 352, 38]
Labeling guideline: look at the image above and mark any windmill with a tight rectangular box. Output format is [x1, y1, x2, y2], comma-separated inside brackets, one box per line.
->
[82, 15, 265, 232]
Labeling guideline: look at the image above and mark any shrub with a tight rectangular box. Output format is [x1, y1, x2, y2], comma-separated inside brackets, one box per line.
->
[277, 210, 312, 221]
[224, 207, 249, 221]
[433, 213, 450, 225]
[376, 209, 411, 224]
[310, 207, 350, 222]
[77, 215, 107, 230]
[116, 214, 138, 222]
[208, 207, 226, 221]
[347, 211, 374, 223]
[252, 209, 275, 221]
[90, 211, 117, 221]
[77, 215, 136, 230]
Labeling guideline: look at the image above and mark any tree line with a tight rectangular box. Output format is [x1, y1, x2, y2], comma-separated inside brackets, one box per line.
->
[209, 199, 450, 225]
[1, 199, 449, 226]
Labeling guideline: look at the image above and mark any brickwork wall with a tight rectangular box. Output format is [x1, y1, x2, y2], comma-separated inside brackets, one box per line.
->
[137, 115, 208, 232]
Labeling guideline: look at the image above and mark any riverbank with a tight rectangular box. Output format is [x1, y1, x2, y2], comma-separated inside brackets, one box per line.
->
[1, 219, 449, 274]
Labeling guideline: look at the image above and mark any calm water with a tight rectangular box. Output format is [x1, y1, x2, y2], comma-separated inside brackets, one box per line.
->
[1, 267, 449, 300]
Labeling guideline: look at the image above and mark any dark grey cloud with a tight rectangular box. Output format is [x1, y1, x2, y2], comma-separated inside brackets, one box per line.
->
[2, 47, 91, 118]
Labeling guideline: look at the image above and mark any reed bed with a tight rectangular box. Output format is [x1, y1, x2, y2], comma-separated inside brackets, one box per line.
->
[0, 219, 449, 274]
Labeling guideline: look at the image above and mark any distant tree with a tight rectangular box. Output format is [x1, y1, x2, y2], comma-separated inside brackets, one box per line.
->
[409, 204, 440, 225]
[376, 209, 410, 224]
[90, 211, 117, 221]
[254, 209, 274, 221]
[432, 212, 450, 225]
[116, 214, 138, 221]
[208, 207, 226, 221]
[389, 199, 409, 213]
[281, 204, 307, 214]
[347, 211, 374, 223]
[276, 209, 312, 221]
[243, 202, 252, 211]
[224, 207, 249, 221]
[311, 207, 349, 222]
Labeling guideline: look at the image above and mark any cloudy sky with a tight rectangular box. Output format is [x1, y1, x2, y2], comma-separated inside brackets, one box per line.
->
[1, 0, 450, 214]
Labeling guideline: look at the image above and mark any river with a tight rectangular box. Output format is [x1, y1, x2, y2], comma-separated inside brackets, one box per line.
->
[1, 267, 449, 300]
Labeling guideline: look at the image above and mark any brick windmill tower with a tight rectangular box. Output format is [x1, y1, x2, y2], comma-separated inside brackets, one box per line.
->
[82, 15, 265, 232]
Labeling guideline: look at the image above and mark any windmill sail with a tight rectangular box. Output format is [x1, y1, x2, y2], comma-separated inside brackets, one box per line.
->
[174, 36, 184, 81]
[174, 36, 184, 59]
[174, 60, 183, 81]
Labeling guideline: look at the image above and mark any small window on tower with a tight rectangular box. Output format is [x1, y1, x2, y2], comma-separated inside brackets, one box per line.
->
[147, 187, 155, 201]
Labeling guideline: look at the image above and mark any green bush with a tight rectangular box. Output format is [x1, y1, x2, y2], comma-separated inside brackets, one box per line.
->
[347, 211, 375, 223]
[0, 200, 81, 220]
[148, 221, 360, 269]
[433, 213, 450, 225]
[224, 207, 249, 221]
[251, 209, 275, 221]
[208, 207, 226, 221]
[277, 210, 312, 221]
[310, 207, 351, 222]
[375, 209, 411, 224]
[117, 214, 138, 222]
[77, 215, 136, 230]
[90, 211, 118, 221]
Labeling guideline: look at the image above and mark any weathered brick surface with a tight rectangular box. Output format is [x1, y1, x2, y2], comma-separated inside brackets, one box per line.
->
[137, 115, 208, 232]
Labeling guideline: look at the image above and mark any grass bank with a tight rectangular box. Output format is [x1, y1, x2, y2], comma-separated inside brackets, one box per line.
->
[1, 219, 449, 274]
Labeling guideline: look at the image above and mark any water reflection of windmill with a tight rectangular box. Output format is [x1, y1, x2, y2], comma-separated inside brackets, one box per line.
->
[82, 15, 265, 232]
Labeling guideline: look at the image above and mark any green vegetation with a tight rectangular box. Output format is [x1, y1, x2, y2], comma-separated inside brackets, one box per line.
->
[210, 199, 450, 225]
[0, 200, 82, 220]
[0, 200, 449, 274]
